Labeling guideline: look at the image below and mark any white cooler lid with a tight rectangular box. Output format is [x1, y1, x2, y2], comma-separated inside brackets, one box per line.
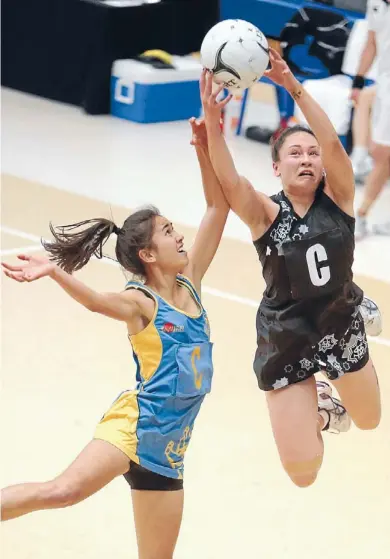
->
[112, 56, 203, 84]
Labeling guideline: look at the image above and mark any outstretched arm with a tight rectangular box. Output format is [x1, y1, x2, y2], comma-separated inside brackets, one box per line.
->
[265, 49, 355, 214]
[201, 71, 275, 241]
[186, 116, 229, 290]
[2, 254, 140, 322]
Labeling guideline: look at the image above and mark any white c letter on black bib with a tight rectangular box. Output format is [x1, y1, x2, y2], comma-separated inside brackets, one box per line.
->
[306, 243, 330, 286]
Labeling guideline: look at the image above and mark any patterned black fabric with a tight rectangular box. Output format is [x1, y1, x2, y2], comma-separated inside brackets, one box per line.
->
[253, 190, 367, 391]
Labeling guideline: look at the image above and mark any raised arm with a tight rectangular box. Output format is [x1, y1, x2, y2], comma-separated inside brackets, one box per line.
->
[186, 116, 229, 290]
[265, 49, 355, 214]
[2, 254, 140, 322]
[201, 71, 276, 240]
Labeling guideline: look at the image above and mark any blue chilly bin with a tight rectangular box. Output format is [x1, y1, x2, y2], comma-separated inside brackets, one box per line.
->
[111, 57, 203, 123]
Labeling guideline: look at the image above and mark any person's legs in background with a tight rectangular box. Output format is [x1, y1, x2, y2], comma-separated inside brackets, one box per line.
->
[350, 85, 376, 184]
[355, 78, 390, 239]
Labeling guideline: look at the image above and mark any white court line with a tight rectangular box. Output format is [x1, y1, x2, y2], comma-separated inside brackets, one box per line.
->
[1, 245, 43, 257]
[1, 226, 44, 243]
[2, 225, 389, 348]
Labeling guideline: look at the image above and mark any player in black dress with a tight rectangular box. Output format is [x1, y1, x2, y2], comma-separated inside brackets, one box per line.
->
[201, 50, 382, 488]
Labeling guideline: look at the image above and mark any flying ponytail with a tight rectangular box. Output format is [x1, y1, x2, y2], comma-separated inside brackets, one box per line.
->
[42, 205, 161, 278]
[42, 218, 118, 274]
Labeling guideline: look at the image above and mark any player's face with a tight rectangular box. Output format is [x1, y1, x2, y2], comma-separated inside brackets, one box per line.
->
[148, 216, 188, 273]
[274, 132, 323, 192]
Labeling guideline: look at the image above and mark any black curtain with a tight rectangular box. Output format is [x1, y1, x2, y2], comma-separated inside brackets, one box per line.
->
[1, 0, 219, 113]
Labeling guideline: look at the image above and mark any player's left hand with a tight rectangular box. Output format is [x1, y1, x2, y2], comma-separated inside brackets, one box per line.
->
[189, 117, 208, 147]
[264, 48, 298, 91]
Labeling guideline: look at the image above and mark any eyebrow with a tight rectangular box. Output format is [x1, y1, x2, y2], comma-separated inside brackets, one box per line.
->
[288, 144, 319, 149]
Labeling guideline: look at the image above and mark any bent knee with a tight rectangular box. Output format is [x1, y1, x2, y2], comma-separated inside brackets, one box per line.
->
[284, 455, 322, 488]
[141, 553, 173, 559]
[354, 414, 381, 431]
[289, 472, 318, 488]
[44, 480, 85, 509]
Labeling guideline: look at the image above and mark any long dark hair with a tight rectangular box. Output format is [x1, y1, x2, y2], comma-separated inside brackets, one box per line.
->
[270, 125, 325, 195]
[42, 206, 161, 277]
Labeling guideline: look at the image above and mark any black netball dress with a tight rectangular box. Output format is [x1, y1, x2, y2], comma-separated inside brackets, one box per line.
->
[253, 189, 369, 391]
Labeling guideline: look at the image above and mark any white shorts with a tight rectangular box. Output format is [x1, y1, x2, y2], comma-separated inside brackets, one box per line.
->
[372, 76, 390, 147]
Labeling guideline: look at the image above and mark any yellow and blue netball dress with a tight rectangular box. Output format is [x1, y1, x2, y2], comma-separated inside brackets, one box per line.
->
[94, 274, 213, 480]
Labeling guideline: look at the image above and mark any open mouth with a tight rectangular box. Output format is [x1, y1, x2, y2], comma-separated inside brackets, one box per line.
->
[177, 246, 186, 254]
[298, 170, 314, 177]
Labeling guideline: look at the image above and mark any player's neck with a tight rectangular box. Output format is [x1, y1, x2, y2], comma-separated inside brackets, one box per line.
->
[284, 188, 315, 214]
[146, 270, 178, 301]
[284, 186, 316, 206]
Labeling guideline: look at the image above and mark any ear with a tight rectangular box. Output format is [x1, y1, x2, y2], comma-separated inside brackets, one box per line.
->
[139, 248, 156, 265]
[273, 161, 281, 178]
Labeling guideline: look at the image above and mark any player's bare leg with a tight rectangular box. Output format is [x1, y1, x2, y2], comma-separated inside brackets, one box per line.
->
[1, 439, 130, 521]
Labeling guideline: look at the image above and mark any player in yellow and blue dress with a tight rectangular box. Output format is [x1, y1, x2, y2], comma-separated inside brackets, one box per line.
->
[95, 273, 213, 483]
[1, 75, 231, 558]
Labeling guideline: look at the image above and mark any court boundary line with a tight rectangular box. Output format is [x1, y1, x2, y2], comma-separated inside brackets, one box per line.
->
[1, 245, 43, 257]
[1, 225, 389, 348]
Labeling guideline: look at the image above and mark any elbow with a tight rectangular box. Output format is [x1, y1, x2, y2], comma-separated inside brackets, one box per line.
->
[219, 175, 241, 197]
[85, 295, 103, 313]
[325, 135, 345, 154]
[223, 176, 240, 190]
[328, 133, 341, 146]
[205, 202, 230, 217]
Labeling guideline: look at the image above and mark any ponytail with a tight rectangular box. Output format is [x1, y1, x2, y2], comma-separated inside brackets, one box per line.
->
[42, 205, 161, 278]
[42, 218, 118, 274]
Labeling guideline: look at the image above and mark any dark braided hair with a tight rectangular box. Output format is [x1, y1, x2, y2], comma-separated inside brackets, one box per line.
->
[42, 206, 161, 277]
[270, 125, 325, 195]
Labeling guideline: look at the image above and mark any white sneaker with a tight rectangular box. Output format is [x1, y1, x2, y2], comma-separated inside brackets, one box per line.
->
[353, 165, 368, 185]
[317, 381, 351, 434]
[355, 215, 369, 241]
[360, 296, 382, 337]
[316, 380, 332, 397]
[372, 221, 390, 236]
[353, 156, 373, 184]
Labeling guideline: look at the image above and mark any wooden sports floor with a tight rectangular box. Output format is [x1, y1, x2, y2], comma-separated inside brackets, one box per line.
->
[1, 174, 390, 559]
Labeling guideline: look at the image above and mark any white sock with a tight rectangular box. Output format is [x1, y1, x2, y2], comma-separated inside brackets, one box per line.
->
[350, 146, 368, 166]
[318, 410, 330, 431]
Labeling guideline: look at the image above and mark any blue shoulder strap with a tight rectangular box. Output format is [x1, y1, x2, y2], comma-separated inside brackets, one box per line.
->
[125, 280, 158, 300]
[176, 274, 202, 307]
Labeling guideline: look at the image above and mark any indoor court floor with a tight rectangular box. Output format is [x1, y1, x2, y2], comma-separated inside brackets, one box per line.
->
[1, 87, 390, 558]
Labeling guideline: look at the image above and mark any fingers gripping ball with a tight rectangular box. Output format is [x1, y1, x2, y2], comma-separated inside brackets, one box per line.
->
[201, 19, 269, 92]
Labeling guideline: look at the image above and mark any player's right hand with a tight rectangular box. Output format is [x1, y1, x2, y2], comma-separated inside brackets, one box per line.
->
[2, 254, 55, 282]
